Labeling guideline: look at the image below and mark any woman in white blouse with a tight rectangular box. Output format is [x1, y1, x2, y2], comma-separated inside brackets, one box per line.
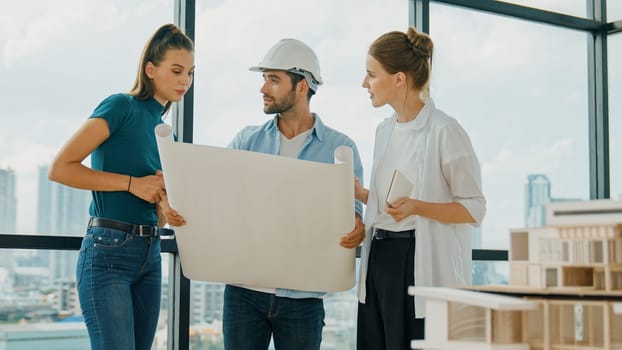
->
[355, 27, 486, 350]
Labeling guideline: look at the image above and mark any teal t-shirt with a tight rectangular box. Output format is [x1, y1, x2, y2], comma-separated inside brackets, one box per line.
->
[88, 94, 165, 225]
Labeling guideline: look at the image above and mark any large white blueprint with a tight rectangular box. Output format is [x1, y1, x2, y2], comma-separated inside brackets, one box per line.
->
[155, 124, 356, 292]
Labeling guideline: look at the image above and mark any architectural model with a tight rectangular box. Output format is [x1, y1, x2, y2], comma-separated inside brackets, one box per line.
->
[411, 199, 622, 350]
[509, 199, 622, 291]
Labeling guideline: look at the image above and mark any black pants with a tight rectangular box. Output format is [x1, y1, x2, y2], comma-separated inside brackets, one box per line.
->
[357, 236, 424, 350]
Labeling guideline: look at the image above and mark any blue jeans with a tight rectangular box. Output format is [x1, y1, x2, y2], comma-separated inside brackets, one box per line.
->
[76, 226, 162, 350]
[223, 285, 325, 350]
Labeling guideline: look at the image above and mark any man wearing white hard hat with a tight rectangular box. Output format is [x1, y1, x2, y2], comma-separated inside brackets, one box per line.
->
[223, 38, 365, 350]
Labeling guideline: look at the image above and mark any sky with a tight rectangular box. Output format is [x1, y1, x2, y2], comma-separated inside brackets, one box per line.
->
[0, 0, 621, 249]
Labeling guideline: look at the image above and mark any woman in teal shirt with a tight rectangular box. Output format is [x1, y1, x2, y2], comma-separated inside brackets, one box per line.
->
[48, 24, 194, 350]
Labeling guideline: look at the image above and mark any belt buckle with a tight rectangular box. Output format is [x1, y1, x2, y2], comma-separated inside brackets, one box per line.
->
[374, 228, 384, 240]
[137, 225, 155, 237]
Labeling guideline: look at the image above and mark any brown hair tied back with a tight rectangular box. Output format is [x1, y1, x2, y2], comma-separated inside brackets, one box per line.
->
[406, 27, 432, 59]
[130, 23, 194, 114]
[369, 26, 433, 91]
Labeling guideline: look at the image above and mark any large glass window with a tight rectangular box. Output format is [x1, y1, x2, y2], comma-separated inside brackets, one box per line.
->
[430, 3, 589, 254]
[609, 33, 622, 199]
[193, 1, 407, 348]
[0, 1, 174, 349]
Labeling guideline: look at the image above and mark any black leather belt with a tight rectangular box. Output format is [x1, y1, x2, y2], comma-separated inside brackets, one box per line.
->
[88, 217, 174, 237]
[373, 228, 415, 240]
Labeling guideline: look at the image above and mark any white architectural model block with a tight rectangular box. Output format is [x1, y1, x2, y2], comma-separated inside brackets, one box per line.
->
[546, 199, 622, 226]
[409, 287, 538, 350]
[510, 262, 529, 286]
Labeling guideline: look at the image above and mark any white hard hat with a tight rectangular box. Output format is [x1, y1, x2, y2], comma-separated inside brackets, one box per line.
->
[250, 38, 323, 92]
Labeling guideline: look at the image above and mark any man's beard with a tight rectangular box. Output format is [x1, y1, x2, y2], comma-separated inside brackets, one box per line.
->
[263, 90, 296, 114]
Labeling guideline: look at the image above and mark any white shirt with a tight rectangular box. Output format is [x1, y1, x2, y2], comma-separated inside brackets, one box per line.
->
[357, 99, 486, 317]
[373, 118, 418, 231]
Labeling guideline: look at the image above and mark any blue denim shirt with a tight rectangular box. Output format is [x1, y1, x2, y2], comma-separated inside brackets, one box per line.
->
[229, 113, 364, 299]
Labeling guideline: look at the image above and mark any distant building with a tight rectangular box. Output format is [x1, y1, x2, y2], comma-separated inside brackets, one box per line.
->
[13, 266, 51, 290]
[0, 167, 16, 271]
[0, 167, 17, 233]
[36, 165, 90, 281]
[525, 174, 551, 228]
[524, 174, 582, 228]
[37, 165, 90, 236]
[190, 282, 225, 323]
[51, 280, 80, 316]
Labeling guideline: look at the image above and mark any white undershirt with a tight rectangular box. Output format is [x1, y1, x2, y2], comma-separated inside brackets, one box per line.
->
[279, 129, 312, 157]
[373, 120, 418, 231]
